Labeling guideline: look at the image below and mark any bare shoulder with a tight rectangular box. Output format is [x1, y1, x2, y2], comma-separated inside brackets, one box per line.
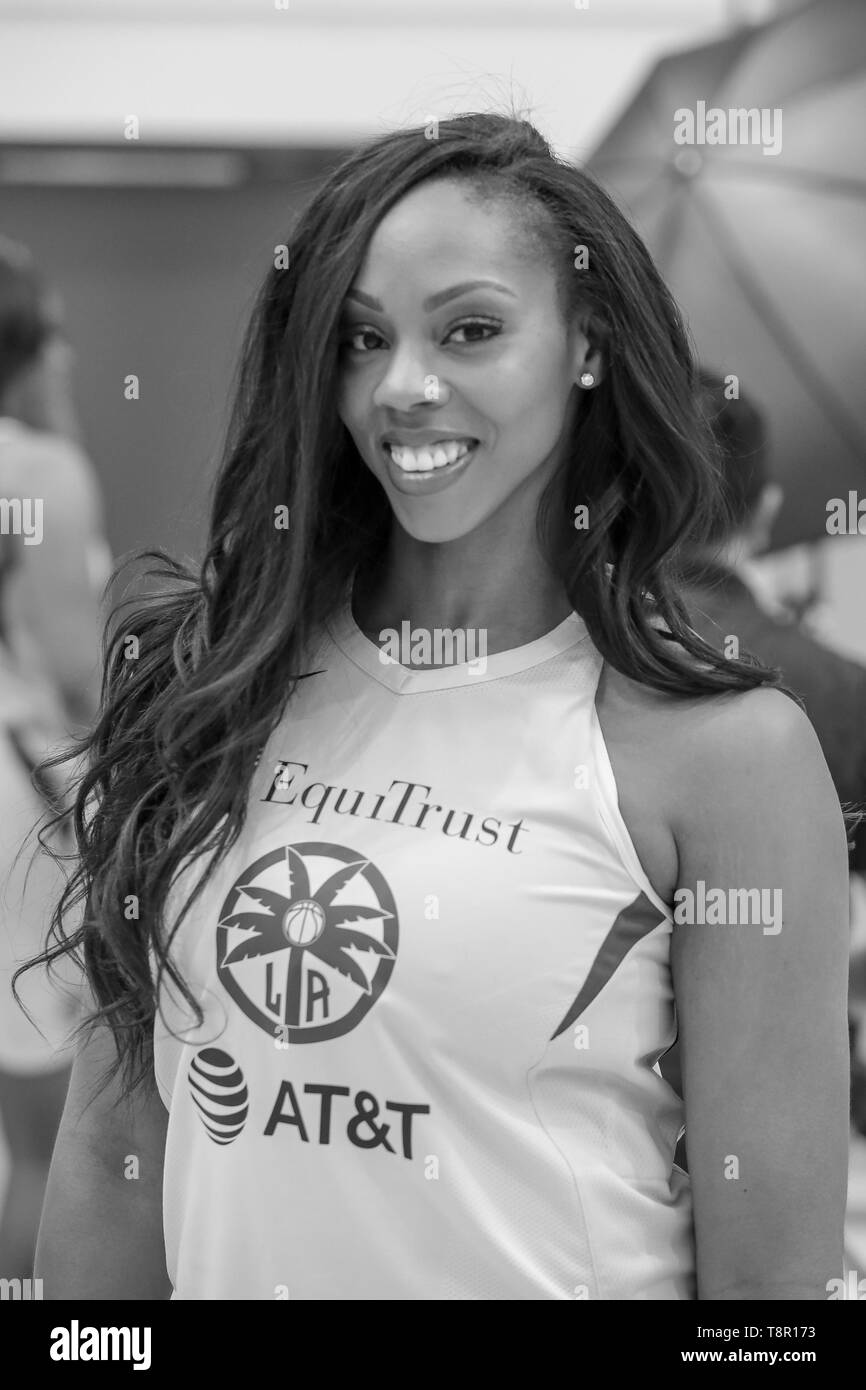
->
[598, 657, 831, 830]
[594, 650, 833, 909]
[599, 655, 818, 767]
[2, 429, 103, 521]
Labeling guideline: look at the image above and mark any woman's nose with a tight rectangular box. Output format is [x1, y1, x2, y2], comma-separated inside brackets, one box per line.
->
[371, 348, 448, 411]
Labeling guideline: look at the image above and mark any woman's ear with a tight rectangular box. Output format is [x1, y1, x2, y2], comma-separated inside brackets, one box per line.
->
[571, 308, 606, 389]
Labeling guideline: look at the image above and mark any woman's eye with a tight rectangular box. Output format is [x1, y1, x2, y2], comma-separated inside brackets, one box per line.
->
[340, 318, 501, 353]
[446, 319, 502, 345]
[342, 327, 385, 353]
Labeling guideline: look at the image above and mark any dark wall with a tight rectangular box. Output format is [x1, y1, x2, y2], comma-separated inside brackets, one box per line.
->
[0, 154, 339, 575]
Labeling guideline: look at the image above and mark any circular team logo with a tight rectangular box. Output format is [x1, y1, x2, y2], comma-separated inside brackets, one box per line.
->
[216, 842, 398, 1043]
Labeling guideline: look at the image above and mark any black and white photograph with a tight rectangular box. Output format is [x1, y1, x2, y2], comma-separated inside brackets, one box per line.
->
[0, 0, 865, 1355]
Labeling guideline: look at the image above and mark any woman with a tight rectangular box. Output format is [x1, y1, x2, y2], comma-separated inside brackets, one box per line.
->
[32, 114, 850, 1300]
[0, 237, 108, 1276]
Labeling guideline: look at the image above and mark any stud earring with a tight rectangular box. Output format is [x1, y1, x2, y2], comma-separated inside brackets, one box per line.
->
[580, 371, 595, 388]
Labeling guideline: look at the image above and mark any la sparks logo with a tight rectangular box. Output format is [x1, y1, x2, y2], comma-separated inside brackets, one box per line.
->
[216, 842, 398, 1042]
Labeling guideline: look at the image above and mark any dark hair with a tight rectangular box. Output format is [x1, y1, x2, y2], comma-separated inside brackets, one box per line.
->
[0, 236, 53, 400]
[695, 367, 770, 541]
[18, 112, 794, 1098]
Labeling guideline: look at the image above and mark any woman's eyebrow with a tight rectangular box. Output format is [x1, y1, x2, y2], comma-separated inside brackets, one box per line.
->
[343, 279, 518, 312]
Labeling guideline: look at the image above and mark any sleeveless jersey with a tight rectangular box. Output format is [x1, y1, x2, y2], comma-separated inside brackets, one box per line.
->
[153, 591, 695, 1300]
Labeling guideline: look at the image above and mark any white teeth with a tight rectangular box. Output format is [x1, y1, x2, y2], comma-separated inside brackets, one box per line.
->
[387, 438, 474, 473]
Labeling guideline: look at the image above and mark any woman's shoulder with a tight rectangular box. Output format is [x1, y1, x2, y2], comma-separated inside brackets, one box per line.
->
[601, 653, 810, 754]
[0, 421, 96, 500]
[597, 655, 820, 830]
[595, 653, 826, 912]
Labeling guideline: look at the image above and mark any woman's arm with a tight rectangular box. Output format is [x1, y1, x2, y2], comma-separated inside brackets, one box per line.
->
[3, 434, 110, 730]
[35, 1019, 172, 1299]
[670, 686, 850, 1300]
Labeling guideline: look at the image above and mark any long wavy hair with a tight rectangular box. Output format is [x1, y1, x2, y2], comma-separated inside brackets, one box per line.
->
[18, 112, 801, 1098]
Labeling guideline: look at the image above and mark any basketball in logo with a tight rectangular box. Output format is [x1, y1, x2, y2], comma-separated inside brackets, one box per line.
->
[188, 1047, 249, 1145]
[216, 842, 398, 1044]
[283, 899, 326, 946]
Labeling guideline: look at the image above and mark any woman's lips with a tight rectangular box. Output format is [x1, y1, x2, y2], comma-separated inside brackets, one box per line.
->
[381, 441, 479, 494]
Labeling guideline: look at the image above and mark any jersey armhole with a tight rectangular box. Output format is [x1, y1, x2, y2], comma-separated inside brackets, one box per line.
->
[587, 697, 674, 926]
[148, 943, 172, 1114]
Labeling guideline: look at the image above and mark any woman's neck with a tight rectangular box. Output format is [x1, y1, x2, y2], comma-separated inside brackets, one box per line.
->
[352, 536, 572, 655]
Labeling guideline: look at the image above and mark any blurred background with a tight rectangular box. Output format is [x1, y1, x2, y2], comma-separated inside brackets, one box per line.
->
[1, 0, 865, 1290]
[0, 0, 863, 648]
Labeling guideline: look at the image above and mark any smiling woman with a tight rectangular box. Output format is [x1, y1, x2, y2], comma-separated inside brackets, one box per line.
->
[26, 112, 852, 1303]
[336, 184, 592, 536]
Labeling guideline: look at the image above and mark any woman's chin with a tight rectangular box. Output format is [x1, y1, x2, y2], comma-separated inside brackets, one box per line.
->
[389, 505, 490, 545]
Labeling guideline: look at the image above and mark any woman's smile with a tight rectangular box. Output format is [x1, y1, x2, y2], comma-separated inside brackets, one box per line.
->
[381, 437, 481, 494]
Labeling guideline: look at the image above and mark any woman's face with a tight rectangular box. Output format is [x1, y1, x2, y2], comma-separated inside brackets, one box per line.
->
[336, 178, 600, 544]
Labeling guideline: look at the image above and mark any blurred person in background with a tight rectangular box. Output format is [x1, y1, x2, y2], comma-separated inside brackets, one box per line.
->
[674, 369, 866, 1151]
[676, 370, 866, 873]
[0, 236, 110, 1277]
[678, 375, 866, 861]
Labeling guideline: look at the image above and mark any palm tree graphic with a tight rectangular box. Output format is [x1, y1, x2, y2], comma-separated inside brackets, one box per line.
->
[219, 845, 395, 1026]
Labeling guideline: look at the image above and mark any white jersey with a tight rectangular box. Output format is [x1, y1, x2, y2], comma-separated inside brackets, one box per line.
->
[154, 589, 695, 1299]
